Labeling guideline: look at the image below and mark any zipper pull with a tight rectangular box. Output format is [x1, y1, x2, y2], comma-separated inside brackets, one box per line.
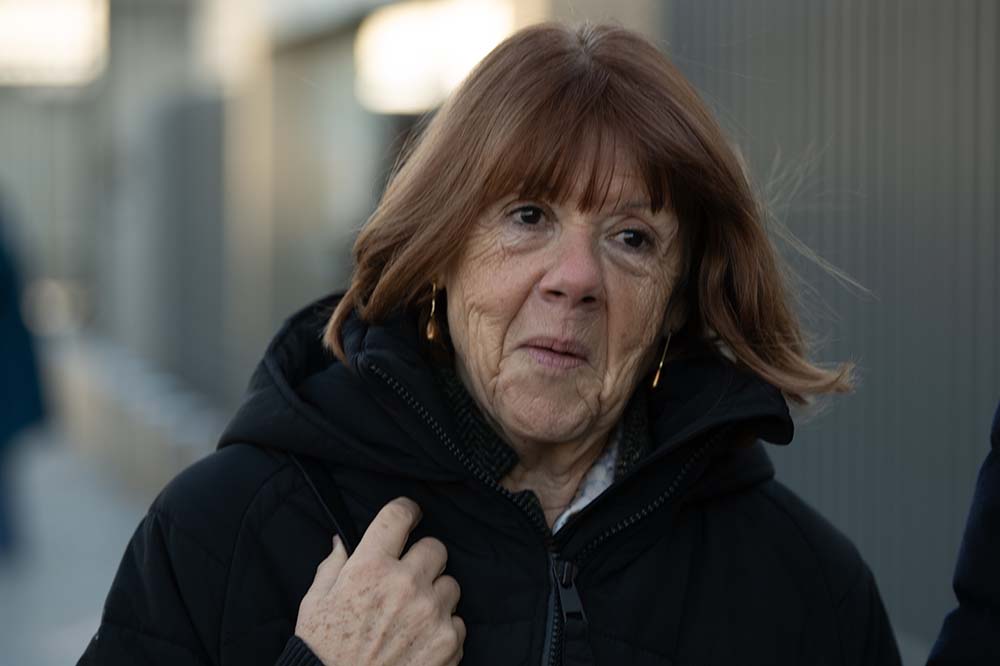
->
[549, 555, 596, 665]
[554, 558, 587, 624]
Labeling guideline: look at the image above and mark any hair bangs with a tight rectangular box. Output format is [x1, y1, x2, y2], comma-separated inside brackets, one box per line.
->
[327, 22, 855, 405]
[477, 84, 672, 216]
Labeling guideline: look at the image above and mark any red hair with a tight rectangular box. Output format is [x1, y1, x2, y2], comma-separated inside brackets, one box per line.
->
[324, 22, 855, 406]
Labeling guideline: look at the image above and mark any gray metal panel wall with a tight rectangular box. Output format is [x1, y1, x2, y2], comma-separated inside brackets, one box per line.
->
[662, 0, 999, 652]
[155, 95, 226, 401]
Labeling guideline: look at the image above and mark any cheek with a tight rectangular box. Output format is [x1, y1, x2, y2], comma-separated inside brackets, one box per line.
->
[447, 293, 502, 367]
[603, 275, 672, 381]
[446, 236, 532, 383]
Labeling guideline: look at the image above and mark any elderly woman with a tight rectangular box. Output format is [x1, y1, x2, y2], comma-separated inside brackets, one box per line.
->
[79, 22, 901, 666]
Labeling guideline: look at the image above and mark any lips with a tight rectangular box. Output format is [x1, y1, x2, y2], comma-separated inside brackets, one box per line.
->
[520, 337, 590, 369]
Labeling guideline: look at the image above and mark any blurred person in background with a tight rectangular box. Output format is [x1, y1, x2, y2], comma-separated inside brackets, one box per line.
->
[928, 400, 1000, 664]
[79, 23, 902, 666]
[0, 194, 46, 562]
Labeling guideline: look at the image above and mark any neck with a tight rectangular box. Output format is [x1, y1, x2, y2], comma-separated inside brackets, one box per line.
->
[433, 363, 647, 528]
[499, 427, 611, 528]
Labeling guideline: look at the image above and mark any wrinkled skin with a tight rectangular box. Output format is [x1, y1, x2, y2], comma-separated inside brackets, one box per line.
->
[444, 171, 683, 520]
[296, 498, 465, 666]
[294, 171, 684, 664]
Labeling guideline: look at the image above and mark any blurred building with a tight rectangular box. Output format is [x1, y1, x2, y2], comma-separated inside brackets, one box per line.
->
[0, 0, 997, 663]
[658, 1, 999, 655]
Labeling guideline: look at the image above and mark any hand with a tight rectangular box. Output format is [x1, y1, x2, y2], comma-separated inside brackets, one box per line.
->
[294, 497, 465, 666]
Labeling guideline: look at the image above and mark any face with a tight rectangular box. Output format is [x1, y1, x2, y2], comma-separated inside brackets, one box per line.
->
[444, 170, 682, 446]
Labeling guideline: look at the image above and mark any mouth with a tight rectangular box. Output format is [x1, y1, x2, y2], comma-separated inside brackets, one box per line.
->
[520, 337, 590, 370]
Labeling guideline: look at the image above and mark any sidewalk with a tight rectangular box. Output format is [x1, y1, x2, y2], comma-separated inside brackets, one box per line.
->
[0, 426, 148, 666]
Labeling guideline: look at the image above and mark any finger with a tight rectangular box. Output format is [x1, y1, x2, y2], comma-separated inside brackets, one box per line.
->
[431, 574, 461, 615]
[310, 535, 348, 597]
[452, 615, 467, 646]
[444, 615, 466, 666]
[355, 497, 422, 559]
[401, 536, 448, 582]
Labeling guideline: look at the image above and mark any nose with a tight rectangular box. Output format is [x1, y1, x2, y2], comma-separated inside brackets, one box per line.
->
[537, 230, 604, 308]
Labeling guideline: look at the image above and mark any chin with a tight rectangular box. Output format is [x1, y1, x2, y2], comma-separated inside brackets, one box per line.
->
[491, 359, 604, 443]
[497, 392, 597, 444]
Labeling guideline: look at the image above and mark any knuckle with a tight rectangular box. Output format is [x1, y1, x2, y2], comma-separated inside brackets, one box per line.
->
[360, 556, 393, 580]
[402, 574, 422, 599]
[389, 567, 419, 597]
[410, 537, 447, 568]
[383, 498, 417, 525]
[432, 625, 459, 655]
[420, 536, 447, 556]
[413, 594, 436, 620]
[345, 557, 376, 579]
[434, 575, 458, 602]
[448, 620, 463, 646]
[370, 556, 393, 576]
[344, 557, 387, 590]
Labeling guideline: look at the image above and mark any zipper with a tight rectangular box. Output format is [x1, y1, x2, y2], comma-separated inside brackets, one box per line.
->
[571, 424, 730, 566]
[546, 555, 587, 666]
[367, 360, 733, 666]
[541, 428, 727, 666]
[554, 558, 586, 626]
[366, 362, 553, 540]
[540, 571, 559, 666]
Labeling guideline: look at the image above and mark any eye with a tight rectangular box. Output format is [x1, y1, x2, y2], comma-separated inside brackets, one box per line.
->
[510, 205, 546, 225]
[616, 228, 652, 250]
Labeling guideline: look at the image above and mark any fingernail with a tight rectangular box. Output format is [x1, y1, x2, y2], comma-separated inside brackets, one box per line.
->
[332, 535, 342, 551]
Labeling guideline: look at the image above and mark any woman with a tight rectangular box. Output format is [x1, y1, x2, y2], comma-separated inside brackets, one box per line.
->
[79, 23, 902, 666]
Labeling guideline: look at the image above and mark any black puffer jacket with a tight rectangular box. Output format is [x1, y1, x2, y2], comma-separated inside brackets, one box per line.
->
[928, 400, 1000, 664]
[78, 293, 902, 666]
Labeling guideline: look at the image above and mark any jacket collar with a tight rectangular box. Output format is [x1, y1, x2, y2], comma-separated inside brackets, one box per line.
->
[219, 292, 794, 491]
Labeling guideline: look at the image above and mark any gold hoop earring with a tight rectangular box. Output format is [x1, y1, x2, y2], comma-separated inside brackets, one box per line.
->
[426, 282, 439, 342]
[651, 330, 672, 389]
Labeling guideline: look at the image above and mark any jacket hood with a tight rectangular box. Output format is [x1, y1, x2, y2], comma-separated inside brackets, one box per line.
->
[218, 292, 795, 498]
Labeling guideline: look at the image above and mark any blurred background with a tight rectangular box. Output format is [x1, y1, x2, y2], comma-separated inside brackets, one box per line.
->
[0, 0, 996, 664]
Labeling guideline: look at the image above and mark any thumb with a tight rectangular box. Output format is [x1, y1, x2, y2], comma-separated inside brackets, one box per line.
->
[311, 536, 349, 598]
